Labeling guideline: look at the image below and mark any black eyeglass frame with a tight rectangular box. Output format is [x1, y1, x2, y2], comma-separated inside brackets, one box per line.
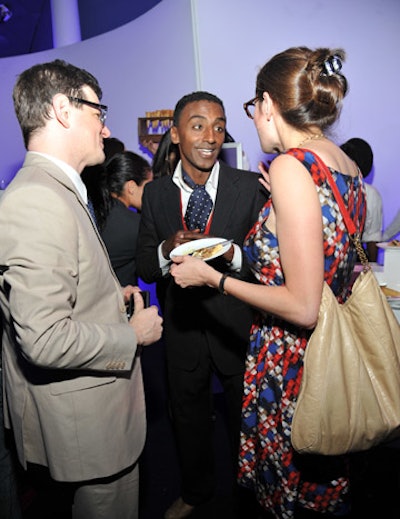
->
[243, 96, 260, 120]
[68, 96, 108, 125]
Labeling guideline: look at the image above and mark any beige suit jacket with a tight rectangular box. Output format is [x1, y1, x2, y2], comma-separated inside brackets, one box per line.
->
[0, 153, 145, 482]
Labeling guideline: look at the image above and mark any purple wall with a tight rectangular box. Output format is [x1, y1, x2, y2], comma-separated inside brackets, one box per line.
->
[1, 0, 399, 239]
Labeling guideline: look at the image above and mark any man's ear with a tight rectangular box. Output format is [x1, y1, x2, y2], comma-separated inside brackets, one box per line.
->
[52, 93, 72, 129]
[170, 126, 179, 145]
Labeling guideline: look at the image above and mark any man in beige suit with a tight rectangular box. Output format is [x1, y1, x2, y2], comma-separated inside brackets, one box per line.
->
[0, 59, 163, 518]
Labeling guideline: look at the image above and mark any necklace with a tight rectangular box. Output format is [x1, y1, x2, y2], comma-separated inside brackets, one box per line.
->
[297, 132, 325, 148]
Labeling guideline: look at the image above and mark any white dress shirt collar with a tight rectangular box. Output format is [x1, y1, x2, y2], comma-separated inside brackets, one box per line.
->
[173, 160, 220, 194]
[28, 151, 88, 204]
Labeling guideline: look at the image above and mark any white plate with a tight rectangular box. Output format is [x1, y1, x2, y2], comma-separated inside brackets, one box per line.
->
[377, 242, 400, 250]
[170, 237, 232, 261]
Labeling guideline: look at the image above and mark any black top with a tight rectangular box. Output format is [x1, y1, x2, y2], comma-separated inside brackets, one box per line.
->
[100, 199, 140, 287]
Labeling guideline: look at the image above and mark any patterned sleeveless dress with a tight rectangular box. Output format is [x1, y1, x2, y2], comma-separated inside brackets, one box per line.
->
[238, 149, 366, 518]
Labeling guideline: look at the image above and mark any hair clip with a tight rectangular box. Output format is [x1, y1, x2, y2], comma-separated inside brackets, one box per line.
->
[322, 55, 342, 76]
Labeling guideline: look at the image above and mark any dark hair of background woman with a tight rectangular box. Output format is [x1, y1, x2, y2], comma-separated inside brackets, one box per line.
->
[94, 151, 151, 229]
[152, 129, 180, 178]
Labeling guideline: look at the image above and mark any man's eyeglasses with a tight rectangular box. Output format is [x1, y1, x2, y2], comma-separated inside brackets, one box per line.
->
[243, 96, 260, 120]
[68, 97, 108, 126]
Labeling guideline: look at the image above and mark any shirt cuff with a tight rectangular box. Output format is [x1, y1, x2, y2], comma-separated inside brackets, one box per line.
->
[158, 242, 171, 276]
[228, 243, 242, 272]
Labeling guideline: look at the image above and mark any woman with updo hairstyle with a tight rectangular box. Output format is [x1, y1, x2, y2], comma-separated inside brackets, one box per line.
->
[99, 151, 153, 286]
[170, 47, 366, 518]
[257, 47, 347, 132]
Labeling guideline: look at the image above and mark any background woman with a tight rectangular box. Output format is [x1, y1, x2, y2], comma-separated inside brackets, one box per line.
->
[100, 151, 153, 286]
[151, 128, 179, 179]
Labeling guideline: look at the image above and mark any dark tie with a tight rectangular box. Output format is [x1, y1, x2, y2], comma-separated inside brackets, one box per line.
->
[87, 198, 97, 227]
[182, 171, 213, 232]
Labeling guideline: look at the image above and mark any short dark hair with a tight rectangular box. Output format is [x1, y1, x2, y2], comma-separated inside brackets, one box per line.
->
[173, 91, 225, 126]
[103, 137, 125, 162]
[13, 59, 102, 148]
[340, 138, 373, 177]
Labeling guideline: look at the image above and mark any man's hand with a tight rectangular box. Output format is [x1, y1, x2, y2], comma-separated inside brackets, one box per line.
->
[161, 229, 203, 259]
[129, 292, 163, 346]
[222, 244, 234, 263]
[121, 284, 141, 303]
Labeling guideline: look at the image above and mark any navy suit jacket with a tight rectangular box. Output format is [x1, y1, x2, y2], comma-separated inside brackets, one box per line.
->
[137, 162, 268, 374]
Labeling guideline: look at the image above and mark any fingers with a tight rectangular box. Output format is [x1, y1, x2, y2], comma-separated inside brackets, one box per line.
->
[258, 161, 271, 187]
[122, 285, 141, 303]
[164, 231, 205, 258]
[259, 178, 270, 192]
[176, 230, 203, 242]
[258, 161, 271, 193]
[222, 244, 234, 263]
[130, 306, 163, 346]
[258, 161, 269, 174]
[132, 291, 144, 314]
[170, 256, 205, 288]
[170, 255, 184, 265]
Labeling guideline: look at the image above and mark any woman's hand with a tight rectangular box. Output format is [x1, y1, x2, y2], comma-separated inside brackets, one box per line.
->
[258, 160, 271, 192]
[170, 255, 218, 288]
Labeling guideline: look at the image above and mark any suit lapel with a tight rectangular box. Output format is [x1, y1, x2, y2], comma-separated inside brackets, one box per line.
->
[210, 165, 240, 236]
[26, 154, 99, 230]
[25, 154, 119, 280]
[161, 179, 184, 232]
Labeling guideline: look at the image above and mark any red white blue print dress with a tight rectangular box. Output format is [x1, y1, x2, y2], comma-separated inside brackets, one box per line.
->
[238, 149, 366, 518]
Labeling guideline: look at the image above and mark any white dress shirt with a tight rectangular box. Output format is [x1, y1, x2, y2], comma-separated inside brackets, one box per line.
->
[362, 183, 383, 242]
[382, 208, 400, 241]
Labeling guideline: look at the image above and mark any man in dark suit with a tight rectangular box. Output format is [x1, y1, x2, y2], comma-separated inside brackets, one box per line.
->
[137, 91, 267, 519]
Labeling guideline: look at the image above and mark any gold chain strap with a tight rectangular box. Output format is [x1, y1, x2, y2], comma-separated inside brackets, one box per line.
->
[351, 233, 370, 272]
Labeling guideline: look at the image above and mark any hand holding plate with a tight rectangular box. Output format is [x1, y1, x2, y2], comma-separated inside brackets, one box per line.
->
[161, 229, 202, 259]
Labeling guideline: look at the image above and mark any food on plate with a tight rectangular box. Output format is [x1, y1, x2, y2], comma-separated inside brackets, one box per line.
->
[170, 238, 232, 261]
[388, 239, 400, 247]
[191, 243, 223, 259]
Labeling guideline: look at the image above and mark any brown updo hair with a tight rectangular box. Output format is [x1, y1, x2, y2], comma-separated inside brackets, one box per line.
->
[256, 47, 348, 131]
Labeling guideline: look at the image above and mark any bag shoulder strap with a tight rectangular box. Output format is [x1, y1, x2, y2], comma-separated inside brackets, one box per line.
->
[287, 148, 356, 234]
[289, 148, 369, 269]
[314, 155, 357, 235]
[310, 152, 369, 267]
